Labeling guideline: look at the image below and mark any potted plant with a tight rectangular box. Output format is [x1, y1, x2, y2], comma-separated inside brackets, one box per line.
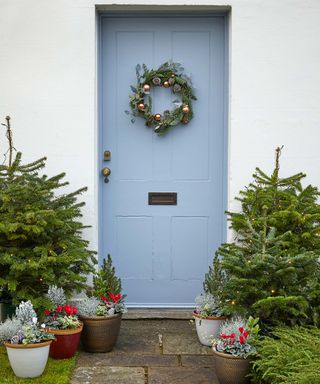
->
[43, 285, 82, 359]
[212, 316, 260, 384]
[193, 293, 227, 346]
[77, 255, 127, 353]
[0, 301, 55, 378]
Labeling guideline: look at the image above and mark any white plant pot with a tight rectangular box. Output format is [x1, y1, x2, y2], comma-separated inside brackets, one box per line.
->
[193, 312, 227, 346]
[5, 340, 52, 378]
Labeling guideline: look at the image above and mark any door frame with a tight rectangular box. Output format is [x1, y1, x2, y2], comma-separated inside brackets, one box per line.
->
[96, 7, 230, 306]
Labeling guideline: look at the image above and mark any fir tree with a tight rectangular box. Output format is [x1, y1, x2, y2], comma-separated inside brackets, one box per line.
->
[205, 147, 320, 326]
[0, 116, 96, 308]
[92, 254, 122, 297]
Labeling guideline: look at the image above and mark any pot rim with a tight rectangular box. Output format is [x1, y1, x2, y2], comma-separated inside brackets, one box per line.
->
[4, 340, 53, 349]
[212, 345, 249, 360]
[47, 323, 83, 335]
[79, 313, 122, 321]
[193, 311, 227, 321]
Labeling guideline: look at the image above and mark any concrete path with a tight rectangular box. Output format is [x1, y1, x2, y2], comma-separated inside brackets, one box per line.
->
[71, 320, 219, 384]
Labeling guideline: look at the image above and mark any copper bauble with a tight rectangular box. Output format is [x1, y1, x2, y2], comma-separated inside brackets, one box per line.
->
[154, 114, 161, 121]
[143, 84, 150, 93]
[182, 117, 189, 124]
[137, 103, 145, 111]
[163, 81, 170, 88]
[182, 105, 190, 113]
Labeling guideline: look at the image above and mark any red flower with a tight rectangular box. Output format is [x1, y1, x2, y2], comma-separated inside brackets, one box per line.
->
[239, 327, 244, 334]
[239, 335, 246, 344]
[44, 309, 51, 316]
[72, 307, 78, 315]
[221, 333, 227, 339]
[243, 330, 249, 337]
[63, 305, 76, 316]
[109, 293, 121, 303]
[56, 306, 63, 313]
[230, 333, 235, 339]
[100, 295, 107, 301]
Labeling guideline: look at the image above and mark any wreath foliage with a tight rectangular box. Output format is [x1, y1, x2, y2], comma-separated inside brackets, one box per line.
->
[126, 61, 196, 136]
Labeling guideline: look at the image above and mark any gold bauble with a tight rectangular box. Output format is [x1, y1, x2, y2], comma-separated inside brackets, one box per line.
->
[182, 105, 190, 113]
[138, 103, 145, 111]
[163, 81, 170, 88]
[154, 113, 161, 121]
[143, 84, 150, 93]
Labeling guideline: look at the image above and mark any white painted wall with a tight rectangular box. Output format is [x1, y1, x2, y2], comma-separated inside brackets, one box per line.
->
[1, 0, 320, 251]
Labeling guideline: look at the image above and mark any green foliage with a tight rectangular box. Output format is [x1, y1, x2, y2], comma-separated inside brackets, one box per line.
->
[194, 292, 223, 317]
[0, 150, 96, 309]
[205, 148, 320, 325]
[93, 254, 122, 297]
[203, 253, 228, 313]
[251, 326, 320, 384]
[0, 346, 78, 384]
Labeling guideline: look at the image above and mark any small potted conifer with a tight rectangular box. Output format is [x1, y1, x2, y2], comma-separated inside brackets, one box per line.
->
[77, 255, 127, 353]
[43, 286, 83, 359]
[193, 292, 227, 346]
[195, 253, 228, 346]
[0, 301, 55, 378]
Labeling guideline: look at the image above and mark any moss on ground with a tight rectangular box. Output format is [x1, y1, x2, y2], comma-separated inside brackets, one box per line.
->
[0, 346, 77, 384]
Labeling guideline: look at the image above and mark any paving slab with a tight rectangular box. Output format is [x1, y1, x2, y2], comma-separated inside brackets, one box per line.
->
[112, 329, 161, 355]
[148, 367, 219, 384]
[77, 353, 178, 367]
[163, 332, 213, 355]
[71, 366, 145, 384]
[181, 355, 216, 367]
[73, 319, 218, 384]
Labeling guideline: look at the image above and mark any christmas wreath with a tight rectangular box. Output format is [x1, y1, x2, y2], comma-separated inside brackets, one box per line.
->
[126, 61, 196, 136]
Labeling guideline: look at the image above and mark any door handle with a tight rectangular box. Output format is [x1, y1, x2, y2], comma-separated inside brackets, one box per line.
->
[101, 167, 111, 183]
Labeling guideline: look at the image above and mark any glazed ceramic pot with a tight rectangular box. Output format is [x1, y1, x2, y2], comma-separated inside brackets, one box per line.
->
[79, 313, 122, 353]
[212, 347, 251, 384]
[47, 323, 83, 359]
[4, 340, 52, 378]
[193, 312, 227, 346]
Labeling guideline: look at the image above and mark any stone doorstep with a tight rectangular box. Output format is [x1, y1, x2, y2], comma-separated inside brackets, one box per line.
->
[123, 309, 193, 320]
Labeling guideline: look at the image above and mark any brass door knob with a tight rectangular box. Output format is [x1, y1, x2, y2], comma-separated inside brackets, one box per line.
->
[101, 167, 111, 177]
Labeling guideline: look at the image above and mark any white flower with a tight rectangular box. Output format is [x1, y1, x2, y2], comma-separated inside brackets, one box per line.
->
[41, 323, 46, 329]
[32, 317, 37, 325]
[108, 308, 115, 315]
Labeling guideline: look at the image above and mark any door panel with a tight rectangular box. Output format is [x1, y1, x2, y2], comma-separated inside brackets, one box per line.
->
[100, 16, 227, 306]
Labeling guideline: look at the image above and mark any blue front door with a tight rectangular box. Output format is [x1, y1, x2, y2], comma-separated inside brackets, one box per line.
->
[100, 15, 227, 307]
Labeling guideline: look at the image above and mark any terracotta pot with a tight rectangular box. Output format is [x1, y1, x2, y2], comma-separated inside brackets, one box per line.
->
[212, 347, 251, 384]
[193, 312, 227, 346]
[79, 313, 122, 353]
[4, 340, 52, 378]
[47, 323, 83, 359]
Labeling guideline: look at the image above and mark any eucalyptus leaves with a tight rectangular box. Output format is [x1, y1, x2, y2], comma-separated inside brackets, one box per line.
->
[126, 61, 197, 136]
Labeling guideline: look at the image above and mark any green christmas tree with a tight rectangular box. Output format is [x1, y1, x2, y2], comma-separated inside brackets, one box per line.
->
[205, 147, 320, 326]
[0, 116, 96, 308]
[92, 254, 122, 297]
